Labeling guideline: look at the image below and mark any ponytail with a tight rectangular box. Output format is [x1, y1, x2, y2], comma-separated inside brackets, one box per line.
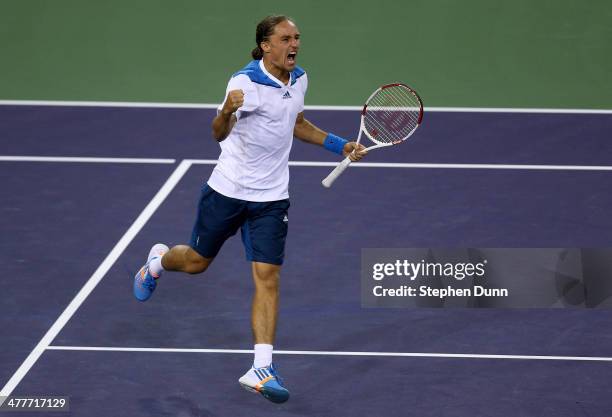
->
[251, 45, 264, 60]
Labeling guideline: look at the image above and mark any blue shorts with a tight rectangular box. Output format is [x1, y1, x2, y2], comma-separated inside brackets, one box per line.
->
[189, 185, 290, 265]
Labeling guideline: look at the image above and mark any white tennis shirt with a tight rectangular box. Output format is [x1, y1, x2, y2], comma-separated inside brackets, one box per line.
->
[208, 59, 308, 202]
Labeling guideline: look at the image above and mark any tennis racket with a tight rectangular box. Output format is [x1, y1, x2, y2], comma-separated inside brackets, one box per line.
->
[321, 83, 423, 187]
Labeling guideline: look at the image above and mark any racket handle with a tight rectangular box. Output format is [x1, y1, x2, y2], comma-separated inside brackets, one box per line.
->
[322, 157, 353, 188]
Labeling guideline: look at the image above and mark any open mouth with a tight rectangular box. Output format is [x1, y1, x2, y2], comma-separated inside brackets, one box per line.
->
[287, 52, 297, 64]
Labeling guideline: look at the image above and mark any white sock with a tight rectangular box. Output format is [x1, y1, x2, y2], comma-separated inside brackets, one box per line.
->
[253, 344, 273, 368]
[149, 256, 165, 278]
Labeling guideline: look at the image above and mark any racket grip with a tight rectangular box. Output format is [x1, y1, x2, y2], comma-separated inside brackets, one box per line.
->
[322, 157, 353, 188]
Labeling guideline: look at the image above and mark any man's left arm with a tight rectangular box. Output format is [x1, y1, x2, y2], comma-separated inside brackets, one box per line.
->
[293, 112, 367, 161]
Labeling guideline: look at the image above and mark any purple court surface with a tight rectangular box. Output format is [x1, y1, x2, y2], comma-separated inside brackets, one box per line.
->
[2, 105, 612, 416]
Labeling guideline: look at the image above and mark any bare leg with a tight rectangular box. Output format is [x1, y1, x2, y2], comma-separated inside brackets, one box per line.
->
[161, 245, 213, 275]
[251, 262, 281, 344]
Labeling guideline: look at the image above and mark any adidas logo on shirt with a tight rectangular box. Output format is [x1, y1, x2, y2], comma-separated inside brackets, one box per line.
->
[282, 91, 292, 99]
[283, 215, 289, 222]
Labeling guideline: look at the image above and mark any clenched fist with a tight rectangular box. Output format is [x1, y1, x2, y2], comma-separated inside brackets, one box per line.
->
[221, 89, 244, 115]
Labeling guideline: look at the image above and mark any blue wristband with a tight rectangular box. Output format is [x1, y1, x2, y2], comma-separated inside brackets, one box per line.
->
[323, 133, 348, 155]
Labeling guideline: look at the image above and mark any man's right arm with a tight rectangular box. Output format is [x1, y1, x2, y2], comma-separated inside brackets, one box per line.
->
[212, 89, 244, 141]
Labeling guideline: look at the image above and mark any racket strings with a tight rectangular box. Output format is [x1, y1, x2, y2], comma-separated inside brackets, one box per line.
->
[367, 90, 419, 140]
[363, 85, 421, 144]
[384, 87, 421, 124]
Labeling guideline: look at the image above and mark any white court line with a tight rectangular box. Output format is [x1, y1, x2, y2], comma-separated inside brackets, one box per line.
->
[0, 156, 175, 164]
[0, 100, 212, 109]
[46, 346, 612, 363]
[0, 160, 193, 402]
[2, 157, 611, 172]
[188, 159, 612, 171]
[1, 99, 611, 114]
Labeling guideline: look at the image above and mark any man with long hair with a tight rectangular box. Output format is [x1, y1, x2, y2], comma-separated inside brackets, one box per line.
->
[133, 15, 366, 403]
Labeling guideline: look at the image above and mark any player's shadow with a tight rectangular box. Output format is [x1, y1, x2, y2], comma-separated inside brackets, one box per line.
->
[139, 395, 213, 417]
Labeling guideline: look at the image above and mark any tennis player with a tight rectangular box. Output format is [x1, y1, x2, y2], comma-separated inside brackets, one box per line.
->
[133, 15, 366, 403]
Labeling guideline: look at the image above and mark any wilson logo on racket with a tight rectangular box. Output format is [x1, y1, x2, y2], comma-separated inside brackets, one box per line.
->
[322, 83, 423, 188]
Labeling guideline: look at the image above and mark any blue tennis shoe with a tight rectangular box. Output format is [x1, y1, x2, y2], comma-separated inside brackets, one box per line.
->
[238, 363, 290, 403]
[133, 243, 168, 301]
